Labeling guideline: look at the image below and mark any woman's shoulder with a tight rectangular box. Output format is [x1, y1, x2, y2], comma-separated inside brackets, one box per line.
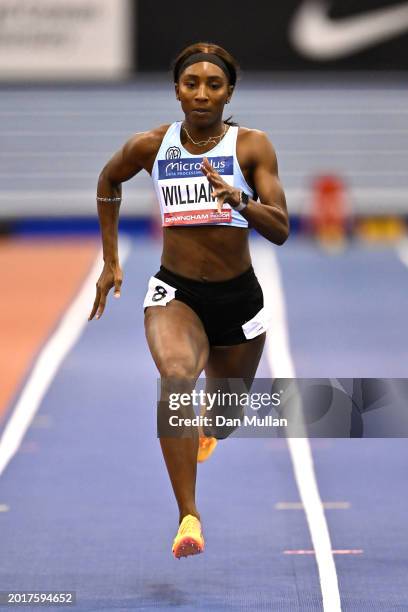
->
[128, 123, 173, 155]
[236, 127, 276, 164]
[237, 126, 272, 145]
[123, 124, 173, 172]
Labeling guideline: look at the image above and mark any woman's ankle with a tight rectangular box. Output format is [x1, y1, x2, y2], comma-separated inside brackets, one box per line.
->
[179, 508, 200, 524]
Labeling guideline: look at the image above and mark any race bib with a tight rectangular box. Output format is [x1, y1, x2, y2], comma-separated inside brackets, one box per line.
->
[242, 306, 272, 339]
[157, 156, 234, 226]
[143, 277, 176, 308]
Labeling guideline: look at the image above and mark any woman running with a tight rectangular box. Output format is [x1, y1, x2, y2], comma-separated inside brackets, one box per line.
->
[89, 42, 289, 559]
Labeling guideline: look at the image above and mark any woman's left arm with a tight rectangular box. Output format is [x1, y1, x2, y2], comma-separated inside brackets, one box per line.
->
[239, 131, 289, 245]
[201, 131, 289, 245]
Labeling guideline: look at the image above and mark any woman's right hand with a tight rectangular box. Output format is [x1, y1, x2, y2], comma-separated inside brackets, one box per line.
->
[88, 260, 123, 321]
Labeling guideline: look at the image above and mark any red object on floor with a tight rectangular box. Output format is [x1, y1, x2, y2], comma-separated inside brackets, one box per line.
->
[310, 175, 349, 242]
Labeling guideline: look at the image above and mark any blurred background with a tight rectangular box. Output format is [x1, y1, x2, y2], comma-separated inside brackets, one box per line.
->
[2, 0, 407, 390]
[1, 2, 408, 609]
[1, 0, 407, 234]
[0, 0, 408, 418]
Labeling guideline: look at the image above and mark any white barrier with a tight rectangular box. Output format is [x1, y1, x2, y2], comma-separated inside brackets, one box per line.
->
[0, 0, 132, 80]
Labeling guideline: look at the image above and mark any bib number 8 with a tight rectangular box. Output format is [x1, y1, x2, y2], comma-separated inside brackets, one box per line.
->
[152, 285, 167, 302]
[143, 277, 175, 309]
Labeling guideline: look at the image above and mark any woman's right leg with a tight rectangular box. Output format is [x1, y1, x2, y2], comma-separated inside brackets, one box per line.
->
[144, 299, 209, 524]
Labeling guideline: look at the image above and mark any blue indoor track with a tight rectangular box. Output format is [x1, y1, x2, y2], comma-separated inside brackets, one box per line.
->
[1, 236, 408, 611]
[1, 81, 408, 610]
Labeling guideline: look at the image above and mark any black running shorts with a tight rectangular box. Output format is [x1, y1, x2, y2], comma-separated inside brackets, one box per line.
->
[143, 265, 270, 346]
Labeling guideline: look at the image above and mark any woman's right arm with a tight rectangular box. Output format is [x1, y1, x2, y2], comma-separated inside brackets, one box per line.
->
[89, 131, 151, 321]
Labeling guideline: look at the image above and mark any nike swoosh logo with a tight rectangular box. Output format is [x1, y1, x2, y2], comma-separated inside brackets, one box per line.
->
[290, 0, 408, 59]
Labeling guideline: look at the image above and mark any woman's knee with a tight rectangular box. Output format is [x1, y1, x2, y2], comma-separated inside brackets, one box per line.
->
[158, 358, 202, 405]
[159, 357, 201, 381]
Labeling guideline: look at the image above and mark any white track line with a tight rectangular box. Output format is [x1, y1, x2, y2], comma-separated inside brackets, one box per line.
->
[252, 240, 342, 612]
[396, 238, 408, 268]
[0, 236, 131, 479]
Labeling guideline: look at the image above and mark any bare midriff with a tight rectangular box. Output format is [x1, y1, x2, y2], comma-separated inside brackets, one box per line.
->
[162, 225, 252, 281]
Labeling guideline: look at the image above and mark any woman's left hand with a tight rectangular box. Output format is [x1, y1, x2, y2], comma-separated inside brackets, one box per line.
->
[201, 157, 241, 213]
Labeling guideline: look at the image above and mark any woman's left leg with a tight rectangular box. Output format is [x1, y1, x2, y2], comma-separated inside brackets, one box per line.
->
[206, 332, 266, 384]
[201, 333, 266, 441]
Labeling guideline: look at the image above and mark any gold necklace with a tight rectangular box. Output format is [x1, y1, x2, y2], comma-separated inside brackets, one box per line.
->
[182, 123, 228, 147]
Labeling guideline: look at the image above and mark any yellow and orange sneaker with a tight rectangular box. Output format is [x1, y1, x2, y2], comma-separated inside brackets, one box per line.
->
[172, 514, 204, 559]
[197, 436, 217, 463]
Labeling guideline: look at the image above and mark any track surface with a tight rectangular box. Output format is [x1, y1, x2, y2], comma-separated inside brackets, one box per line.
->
[1, 81, 408, 610]
[1, 237, 408, 611]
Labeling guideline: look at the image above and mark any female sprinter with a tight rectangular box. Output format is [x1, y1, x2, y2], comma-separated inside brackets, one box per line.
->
[89, 42, 289, 559]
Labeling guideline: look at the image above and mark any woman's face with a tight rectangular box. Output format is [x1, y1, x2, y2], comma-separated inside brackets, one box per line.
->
[175, 61, 233, 125]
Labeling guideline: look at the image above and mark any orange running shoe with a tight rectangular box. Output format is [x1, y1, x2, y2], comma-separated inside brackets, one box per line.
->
[172, 514, 205, 559]
[197, 436, 217, 463]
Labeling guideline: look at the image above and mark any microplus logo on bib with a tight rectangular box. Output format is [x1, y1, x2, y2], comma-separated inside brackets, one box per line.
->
[158, 156, 233, 180]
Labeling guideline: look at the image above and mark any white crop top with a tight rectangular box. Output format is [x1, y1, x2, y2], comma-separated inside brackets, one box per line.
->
[151, 121, 254, 228]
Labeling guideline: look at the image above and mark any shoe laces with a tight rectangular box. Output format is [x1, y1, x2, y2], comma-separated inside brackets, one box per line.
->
[179, 515, 200, 535]
[200, 436, 213, 449]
